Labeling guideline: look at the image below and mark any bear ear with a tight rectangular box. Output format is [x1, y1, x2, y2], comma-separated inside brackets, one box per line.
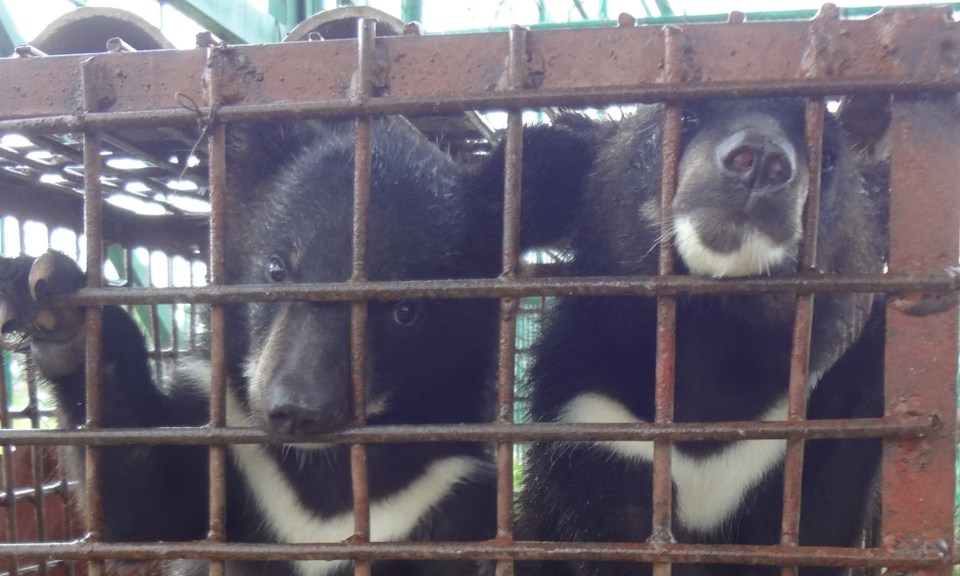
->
[470, 113, 605, 252]
[225, 120, 329, 202]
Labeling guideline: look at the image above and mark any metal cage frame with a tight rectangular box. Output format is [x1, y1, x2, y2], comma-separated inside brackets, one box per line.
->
[0, 4, 958, 576]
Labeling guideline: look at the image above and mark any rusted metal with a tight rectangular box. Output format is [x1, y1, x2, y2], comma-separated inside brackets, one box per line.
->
[56, 474, 76, 576]
[349, 19, 377, 576]
[22, 368, 46, 576]
[0, 6, 956, 573]
[0, 540, 947, 568]
[37, 273, 960, 308]
[779, 96, 826, 576]
[882, 96, 959, 576]
[0, 9, 957, 132]
[205, 40, 230, 576]
[0, 415, 936, 446]
[493, 24, 528, 576]
[81, 130, 104, 576]
[650, 27, 682, 570]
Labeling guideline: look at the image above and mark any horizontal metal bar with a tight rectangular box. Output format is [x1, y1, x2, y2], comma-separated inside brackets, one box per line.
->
[1, 77, 958, 134]
[39, 273, 960, 307]
[0, 415, 934, 446]
[0, 481, 76, 507]
[0, 540, 946, 568]
[0, 7, 957, 131]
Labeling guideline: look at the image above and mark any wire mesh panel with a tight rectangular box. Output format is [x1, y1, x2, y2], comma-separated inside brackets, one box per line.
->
[0, 5, 956, 576]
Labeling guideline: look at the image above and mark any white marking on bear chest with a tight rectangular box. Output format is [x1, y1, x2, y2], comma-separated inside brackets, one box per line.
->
[177, 362, 483, 576]
[557, 392, 788, 533]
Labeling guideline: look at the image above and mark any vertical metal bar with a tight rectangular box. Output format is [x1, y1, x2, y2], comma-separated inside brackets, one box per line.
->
[189, 258, 198, 352]
[169, 257, 180, 361]
[149, 268, 164, 383]
[206, 120, 229, 576]
[0, 352, 19, 576]
[23, 365, 47, 576]
[350, 18, 376, 576]
[881, 96, 958, 576]
[650, 27, 681, 576]
[779, 98, 824, 576]
[494, 24, 527, 576]
[204, 37, 231, 576]
[57, 471, 76, 576]
[82, 131, 104, 576]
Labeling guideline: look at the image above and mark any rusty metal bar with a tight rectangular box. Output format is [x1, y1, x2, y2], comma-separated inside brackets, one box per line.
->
[1, 77, 956, 136]
[81, 129, 104, 576]
[0, 352, 19, 576]
[1, 10, 959, 130]
[881, 96, 959, 576]
[0, 415, 933, 446]
[349, 18, 377, 576]
[205, 42, 230, 571]
[779, 96, 826, 576]
[494, 22, 528, 576]
[149, 267, 165, 383]
[0, 540, 946, 568]
[22, 367, 47, 576]
[56, 473, 76, 576]
[37, 273, 960, 307]
[168, 257, 180, 364]
[650, 27, 682, 575]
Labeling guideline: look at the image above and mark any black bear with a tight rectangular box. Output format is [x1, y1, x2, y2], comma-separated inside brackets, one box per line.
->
[514, 98, 887, 576]
[0, 116, 589, 576]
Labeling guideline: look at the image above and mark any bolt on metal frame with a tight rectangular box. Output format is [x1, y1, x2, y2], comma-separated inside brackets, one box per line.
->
[0, 5, 956, 576]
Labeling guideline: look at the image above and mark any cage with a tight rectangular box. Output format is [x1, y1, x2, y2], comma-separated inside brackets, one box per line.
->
[0, 3, 956, 576]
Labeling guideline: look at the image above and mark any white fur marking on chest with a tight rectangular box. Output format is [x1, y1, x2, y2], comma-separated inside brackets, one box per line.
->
[226, 392, 480, 576]
[557, 392, 787, 533]
[674, 216, 789, 278]
[174, 362, 482, 576]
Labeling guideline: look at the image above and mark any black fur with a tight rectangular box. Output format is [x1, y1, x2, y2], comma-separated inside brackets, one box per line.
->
[514, 99, 887, 576]
[0, 116, 574, 576]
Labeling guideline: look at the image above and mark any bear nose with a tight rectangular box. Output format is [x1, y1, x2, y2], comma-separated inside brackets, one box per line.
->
[717, 130, 794, 188]
[265, 383, 348, 436]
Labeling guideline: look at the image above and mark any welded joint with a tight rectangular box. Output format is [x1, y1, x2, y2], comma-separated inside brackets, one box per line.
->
[800, 4, 841, 79]
[498, 25, 544, 91]
[884, 536, 951, 563]
[349, 19, 389, 101]
[661, 25, 697, 85]
[203, 45, 252, 107]
[890, 266, 960, 317]
[79, 58, 118, 113]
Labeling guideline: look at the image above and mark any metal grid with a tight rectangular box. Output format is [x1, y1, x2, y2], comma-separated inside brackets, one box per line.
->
[0, 5, 956, 576]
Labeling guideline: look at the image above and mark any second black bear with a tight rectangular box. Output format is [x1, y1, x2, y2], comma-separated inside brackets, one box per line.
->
[515, 99, 886, 576]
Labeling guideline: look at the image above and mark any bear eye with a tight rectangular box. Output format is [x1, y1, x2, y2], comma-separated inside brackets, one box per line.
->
[821, 151, 836, 175]
[392, 300, 420, 328]
[680, 109, 700, 132]
[266, 255, 287, 283]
